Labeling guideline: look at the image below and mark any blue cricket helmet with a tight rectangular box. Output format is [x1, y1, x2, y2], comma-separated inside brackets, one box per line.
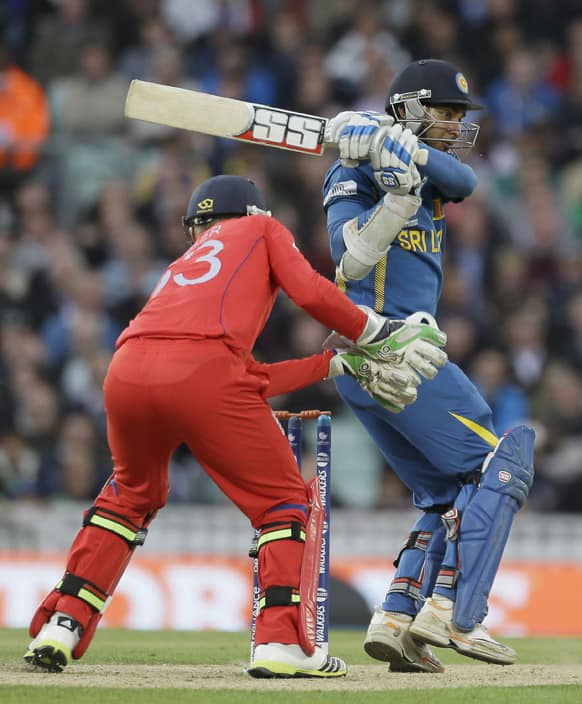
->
[183, 175, 267, 227]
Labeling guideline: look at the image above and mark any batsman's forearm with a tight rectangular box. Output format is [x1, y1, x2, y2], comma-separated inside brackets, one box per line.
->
[418, 145, 477, 200]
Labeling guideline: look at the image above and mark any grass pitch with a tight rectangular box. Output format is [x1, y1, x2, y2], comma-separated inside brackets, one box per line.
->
[1, 629, 581, 703]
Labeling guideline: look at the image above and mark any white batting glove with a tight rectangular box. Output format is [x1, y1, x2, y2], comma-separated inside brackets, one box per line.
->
[324, 110, 394, 167]
[369, 124, 428, 195]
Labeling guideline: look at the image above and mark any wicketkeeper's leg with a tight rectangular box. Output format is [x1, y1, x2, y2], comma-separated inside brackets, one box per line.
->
[27, 349, 178, 667]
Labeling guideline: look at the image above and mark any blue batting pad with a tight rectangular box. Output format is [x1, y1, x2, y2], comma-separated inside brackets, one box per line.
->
[453, 426, 535, 630]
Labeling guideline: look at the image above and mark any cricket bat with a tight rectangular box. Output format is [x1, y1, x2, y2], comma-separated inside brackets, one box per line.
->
[125, 79, 329, 155]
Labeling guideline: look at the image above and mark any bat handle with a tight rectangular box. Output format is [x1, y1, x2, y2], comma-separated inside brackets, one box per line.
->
[322, 132, 429, 166]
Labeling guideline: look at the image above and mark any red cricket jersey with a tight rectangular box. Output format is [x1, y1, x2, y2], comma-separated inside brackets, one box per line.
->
[117, 215, 366, 360]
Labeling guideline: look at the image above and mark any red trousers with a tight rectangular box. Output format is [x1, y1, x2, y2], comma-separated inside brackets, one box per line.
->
[59, 338, 309, 645]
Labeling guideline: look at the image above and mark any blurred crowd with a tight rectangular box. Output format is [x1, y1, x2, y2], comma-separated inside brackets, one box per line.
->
[1, 0, 582, 511]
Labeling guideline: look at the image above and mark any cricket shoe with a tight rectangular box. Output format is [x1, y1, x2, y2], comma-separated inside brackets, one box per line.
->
[363, 606, 444, 673]
[409, 595, 516, 665]
[247, 643, 347, 678]
[24, 612, 82, 673]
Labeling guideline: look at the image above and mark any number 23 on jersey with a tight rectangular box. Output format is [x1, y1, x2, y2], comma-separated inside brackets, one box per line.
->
[151, 238, 224, 298]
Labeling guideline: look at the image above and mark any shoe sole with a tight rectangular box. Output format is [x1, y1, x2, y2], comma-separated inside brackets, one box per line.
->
[24, 644, 69, 673]
[364, 637, 406, 665]
[409, 621, 451, 649]
[450, 638, 516, 666]
[247, 659, 347, 678]
[410, 622, 516, 666]
[364, 637, 444, 673]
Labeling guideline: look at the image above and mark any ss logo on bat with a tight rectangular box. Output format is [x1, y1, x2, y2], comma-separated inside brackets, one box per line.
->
[251, 108, 325, 152]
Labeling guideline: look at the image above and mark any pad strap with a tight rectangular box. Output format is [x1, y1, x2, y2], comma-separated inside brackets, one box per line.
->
[423, 503, 453, 514]
[441, 508, 461, 541]
[435, 564, 460, 590]
[393, 530, 432, 567]
[57, 572, 110, 613]
[249, 521, 305, 558]
[259, 586, 300, 610]
[387, 576, 421, 600]
[83, 506, 148, 548]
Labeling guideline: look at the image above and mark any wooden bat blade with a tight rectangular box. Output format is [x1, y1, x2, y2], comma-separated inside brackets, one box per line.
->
[125, 80, 253, 137]
[125, 80, 327, 155]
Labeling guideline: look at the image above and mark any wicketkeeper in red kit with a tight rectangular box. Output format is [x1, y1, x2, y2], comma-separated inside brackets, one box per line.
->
[25, 175, 447, 678]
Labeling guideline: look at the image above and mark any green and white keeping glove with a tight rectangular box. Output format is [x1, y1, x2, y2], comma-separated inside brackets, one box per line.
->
[355, 307, 448, 381]
[327, 349, 419, 413]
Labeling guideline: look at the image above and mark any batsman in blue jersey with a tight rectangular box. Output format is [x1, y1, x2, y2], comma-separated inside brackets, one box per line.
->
[323, 60, 535, 673]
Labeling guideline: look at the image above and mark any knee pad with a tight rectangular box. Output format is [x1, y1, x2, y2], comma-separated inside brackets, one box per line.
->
[30, 503, 151, 659]
[453, 425, 535, 631]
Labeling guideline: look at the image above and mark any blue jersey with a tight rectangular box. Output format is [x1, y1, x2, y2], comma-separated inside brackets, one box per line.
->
[323, 145, 477, 319]
[322, 145, 494, 510]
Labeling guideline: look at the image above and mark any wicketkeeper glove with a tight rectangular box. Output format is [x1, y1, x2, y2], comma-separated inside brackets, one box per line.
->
[355, 308, 448, 381]
[327, 348, 418, 413]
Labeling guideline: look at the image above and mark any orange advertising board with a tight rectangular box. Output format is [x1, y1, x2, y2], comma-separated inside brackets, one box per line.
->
[1, 552, 580, 635]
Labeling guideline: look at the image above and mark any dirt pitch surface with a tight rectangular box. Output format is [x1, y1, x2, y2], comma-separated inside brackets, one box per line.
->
[1, 663, 581, 690]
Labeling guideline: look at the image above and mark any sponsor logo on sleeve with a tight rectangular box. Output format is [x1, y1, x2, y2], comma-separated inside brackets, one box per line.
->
[323, 179, 357, 207]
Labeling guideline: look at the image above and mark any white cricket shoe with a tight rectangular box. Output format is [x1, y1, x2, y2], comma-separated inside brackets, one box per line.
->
[364, 606, 444, 673]
[247, 643, 347, 678]
[24, 612, 82, 673]
[409, 595, 516, 665]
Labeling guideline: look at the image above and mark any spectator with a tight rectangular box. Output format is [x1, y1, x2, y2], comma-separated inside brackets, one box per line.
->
[0, 40, 50, 197]
[470, 347, 530, 435]
[48, 40, 130, 222]
[36, 411, 110, 501]
[0, 426, 39, 499]
[118, 16, 177, 81]
[40, 268, 120, 370]
[532, 361, 582, 512]
[486, 46, 561, 139]
[49, 41, 127, 138]
[29, 0, 111, 85]
[0, 227, 29, 319]
[324, 1, 410, 104]
[127, 44, 199, 145]
[100, 220, 166, 325]
[438, 313, 480, 369]
[502, 300, 549, 389]
[160, 0, 254, 43]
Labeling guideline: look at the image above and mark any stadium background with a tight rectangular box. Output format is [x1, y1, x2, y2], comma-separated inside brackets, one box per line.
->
[1, 0, 582, 635]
